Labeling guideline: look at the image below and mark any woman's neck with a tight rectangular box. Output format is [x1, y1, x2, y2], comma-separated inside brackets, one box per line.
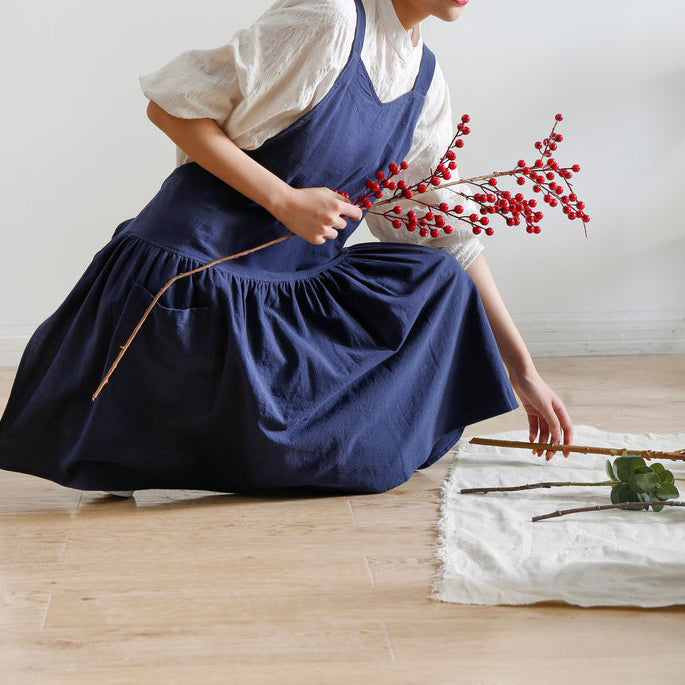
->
[391, 0, 429, 37]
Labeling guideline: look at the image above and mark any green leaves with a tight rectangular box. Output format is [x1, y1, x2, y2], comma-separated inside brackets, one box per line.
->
[606, 455, 680, 512]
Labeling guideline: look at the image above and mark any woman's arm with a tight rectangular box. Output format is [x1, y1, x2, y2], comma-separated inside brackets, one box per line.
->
[464, 252, 535, 375]
[147, 101, 291, 216]
[465, 252, 574, 460]
[145, 101, 362, 244]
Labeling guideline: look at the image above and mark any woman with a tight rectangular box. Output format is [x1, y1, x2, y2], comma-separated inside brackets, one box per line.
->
[0, 0, 573, 498]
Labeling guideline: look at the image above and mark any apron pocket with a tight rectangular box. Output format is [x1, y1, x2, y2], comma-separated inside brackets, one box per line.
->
[99, 281, 216, 419]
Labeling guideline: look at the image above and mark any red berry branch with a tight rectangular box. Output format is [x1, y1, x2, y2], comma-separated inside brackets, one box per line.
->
[92, 114, 589, 400]
[334, 113, 589, 240]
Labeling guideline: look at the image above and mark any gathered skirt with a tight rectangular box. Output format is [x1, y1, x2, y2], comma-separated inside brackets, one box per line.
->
[0, 223, 519, 494]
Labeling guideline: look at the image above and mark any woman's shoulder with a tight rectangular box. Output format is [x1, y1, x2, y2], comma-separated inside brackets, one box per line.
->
[260, 0, 357, 25]
[252, 0, 357, 52]
[250, 0, 357, 65]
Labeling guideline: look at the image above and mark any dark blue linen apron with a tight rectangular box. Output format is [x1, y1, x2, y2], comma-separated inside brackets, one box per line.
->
[0, 0, 518, 494]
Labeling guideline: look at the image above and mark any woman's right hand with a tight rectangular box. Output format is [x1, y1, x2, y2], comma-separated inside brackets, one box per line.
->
[272, 187, 364, 245]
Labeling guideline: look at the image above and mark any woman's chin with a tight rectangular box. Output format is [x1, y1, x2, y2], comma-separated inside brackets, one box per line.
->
[439, 2, 468, 22]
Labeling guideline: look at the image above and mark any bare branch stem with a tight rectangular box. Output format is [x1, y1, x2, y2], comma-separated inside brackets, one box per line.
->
[460, 480, 616, 494]
[468, 437, 685, 462]
[532, 500, 685, 522]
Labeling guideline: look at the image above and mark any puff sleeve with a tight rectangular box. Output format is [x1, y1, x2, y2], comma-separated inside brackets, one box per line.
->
[138, 0, 357, 151]
[365, 60, 484, 270]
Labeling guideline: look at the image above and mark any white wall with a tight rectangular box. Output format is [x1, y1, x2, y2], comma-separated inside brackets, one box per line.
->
[1, 0, 683, 366]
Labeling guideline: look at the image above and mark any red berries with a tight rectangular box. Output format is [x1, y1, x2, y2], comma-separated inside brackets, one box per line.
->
[350, 111, 584, 244]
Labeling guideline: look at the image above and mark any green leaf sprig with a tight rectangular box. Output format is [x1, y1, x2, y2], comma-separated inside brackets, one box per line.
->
[605, 456, 680, 512]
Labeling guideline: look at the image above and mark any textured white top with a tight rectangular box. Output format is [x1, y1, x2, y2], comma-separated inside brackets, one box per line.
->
[139, 0, 483, 268]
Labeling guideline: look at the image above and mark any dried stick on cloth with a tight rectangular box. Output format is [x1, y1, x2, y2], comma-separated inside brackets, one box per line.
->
[469, 437, 685, 462]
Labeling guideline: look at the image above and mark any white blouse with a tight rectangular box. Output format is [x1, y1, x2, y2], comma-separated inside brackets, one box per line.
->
[139, 0, 483, 269]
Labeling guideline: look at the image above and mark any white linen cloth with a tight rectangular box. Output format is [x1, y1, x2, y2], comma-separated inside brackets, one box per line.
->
[432, 424, 685, 607]
[138, 0, 483, 268]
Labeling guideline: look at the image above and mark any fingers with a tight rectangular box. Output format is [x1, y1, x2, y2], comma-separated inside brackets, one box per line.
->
[545, 416, 559, 462]
[524, 382, 574, 462]
[310, 227, 339, 245]
[528, 414, 539, 455]
[320, 227, 340, 242]
[544, 397, 573, 461]
[539, 416, 550, 459]
[331, 215, 349, 231]
[562, 425, 574, 458]
[338, 198, 363, 221]
[553, 396, 574, 458]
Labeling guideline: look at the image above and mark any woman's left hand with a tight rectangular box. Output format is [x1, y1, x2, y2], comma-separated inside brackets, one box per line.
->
[507, 367, 574, 461]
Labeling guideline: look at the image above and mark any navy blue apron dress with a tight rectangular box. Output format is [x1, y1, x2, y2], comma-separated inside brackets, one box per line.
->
[0, 0, 518, 495]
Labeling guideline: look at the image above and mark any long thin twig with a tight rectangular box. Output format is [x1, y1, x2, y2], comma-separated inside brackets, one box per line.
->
[532, 500, 685, 522]
[460, 480, 616, 494]
[468, 437, 685, 462]
[92, 234, 294, 400]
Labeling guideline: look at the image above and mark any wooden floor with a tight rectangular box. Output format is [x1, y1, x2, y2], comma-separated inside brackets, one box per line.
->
[1, 354, 684, 684]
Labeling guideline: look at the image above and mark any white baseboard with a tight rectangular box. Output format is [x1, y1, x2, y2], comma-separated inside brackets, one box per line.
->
[512, 310, 685, 357]
[1, 311, 683, 368]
